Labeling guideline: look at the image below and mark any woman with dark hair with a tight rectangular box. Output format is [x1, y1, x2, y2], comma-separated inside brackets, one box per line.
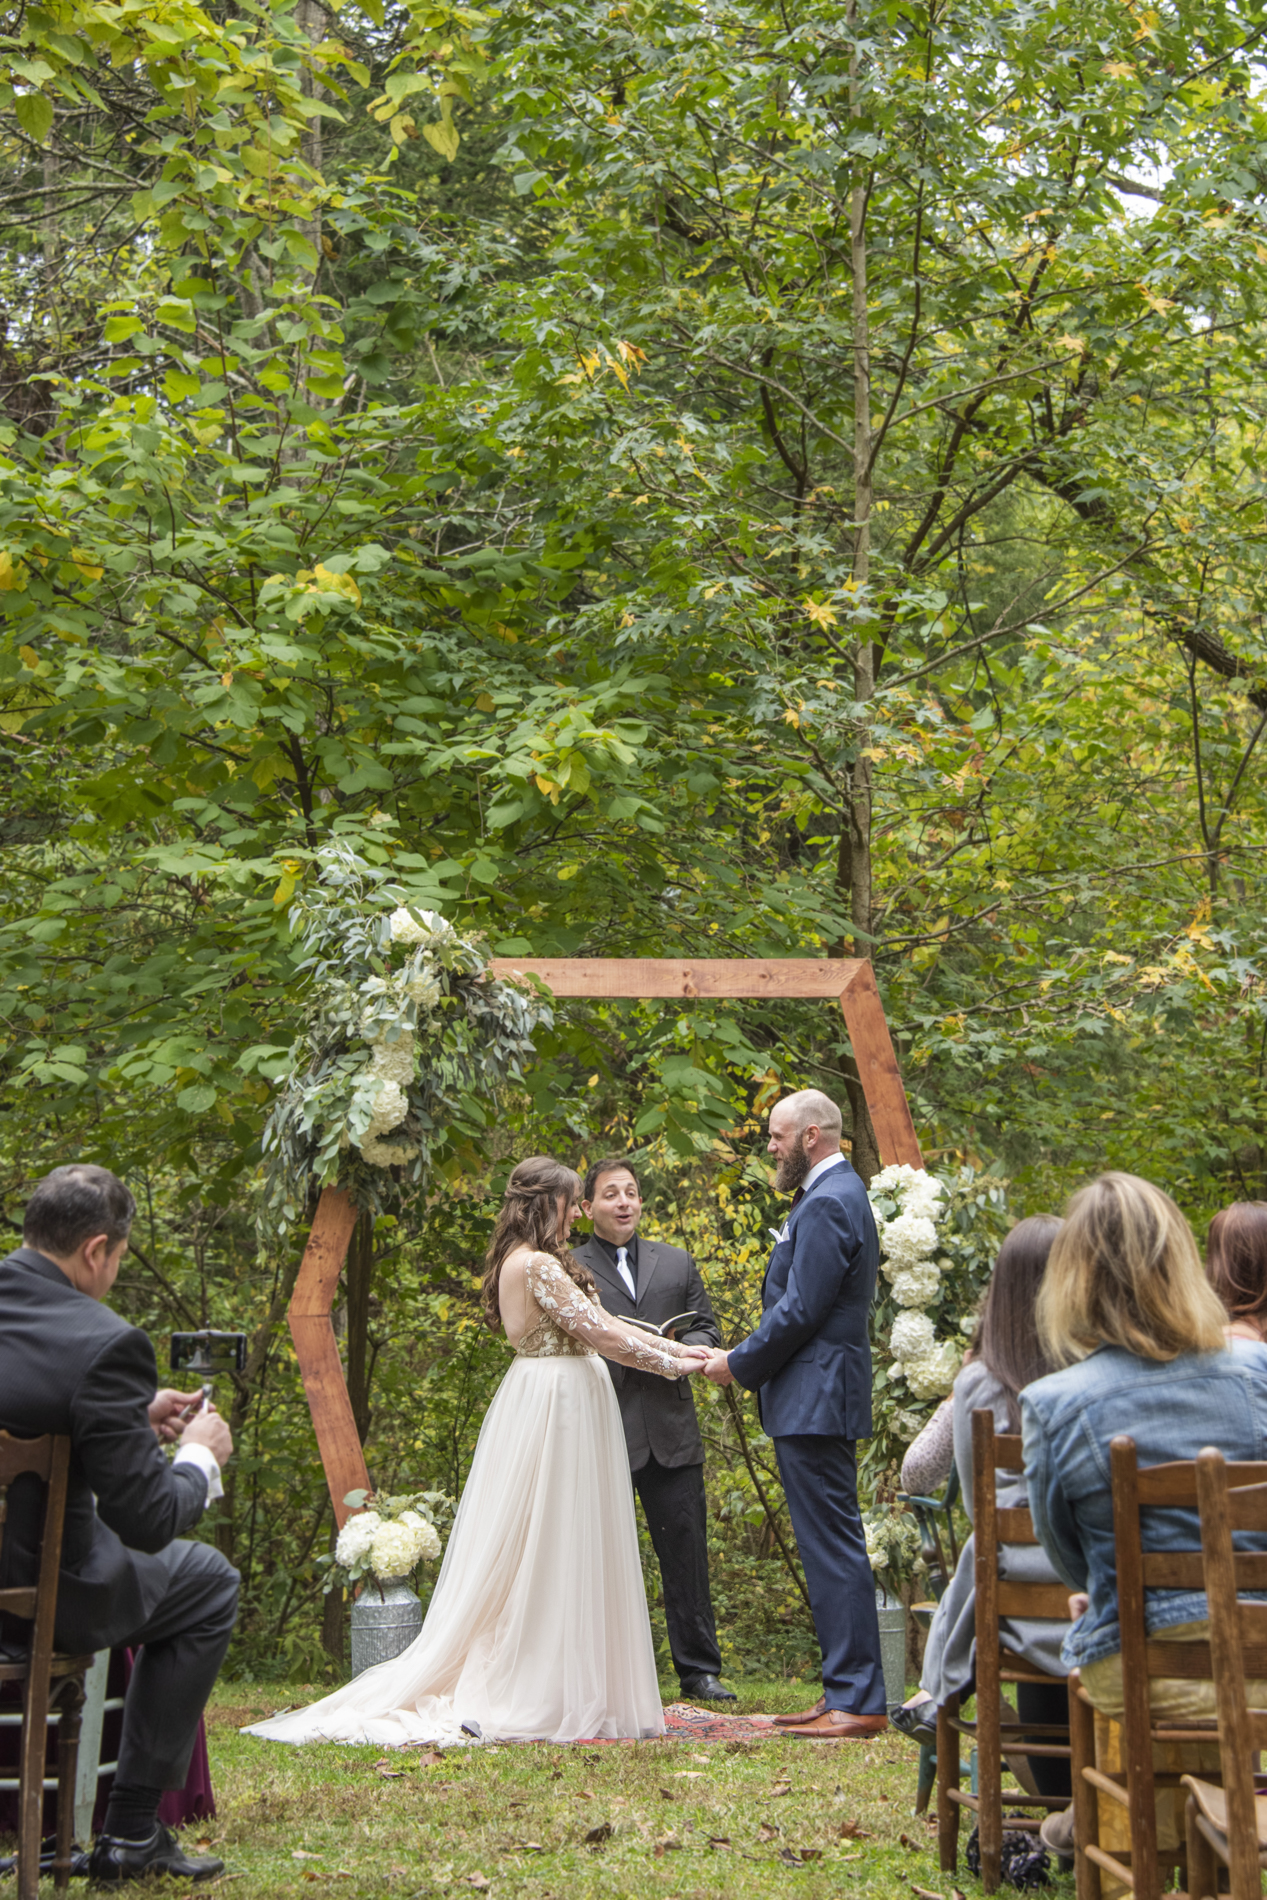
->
[1206, 1200, 1267, 1341]
[892, 1216, 1068, 1796]
[249, 1157, 709, 1749]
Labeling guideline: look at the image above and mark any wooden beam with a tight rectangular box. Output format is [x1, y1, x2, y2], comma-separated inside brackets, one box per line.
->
[288, 1187, 369, 1526]
[839, 962, 924, 1170]
[488, 957, 864, 999]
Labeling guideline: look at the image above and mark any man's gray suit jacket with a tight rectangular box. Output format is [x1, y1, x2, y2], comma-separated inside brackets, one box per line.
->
[570, 1235, 722, 1472]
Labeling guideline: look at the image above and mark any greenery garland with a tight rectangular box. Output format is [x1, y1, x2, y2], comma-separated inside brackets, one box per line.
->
[259, 848, 549, 1241]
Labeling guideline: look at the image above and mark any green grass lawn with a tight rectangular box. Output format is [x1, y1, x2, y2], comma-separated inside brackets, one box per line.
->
[196, 1681, 1077, 1899]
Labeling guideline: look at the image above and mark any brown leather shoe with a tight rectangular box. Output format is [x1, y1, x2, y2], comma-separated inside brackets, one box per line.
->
[782, 1709, 889, 1739]
[771, 1695, 827, 1727]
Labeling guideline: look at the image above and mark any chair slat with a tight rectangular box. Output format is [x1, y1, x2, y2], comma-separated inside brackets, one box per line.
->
[992, 1434, 1024, 1472]
[0, 1590, 37, 1620]
[1224, 1482, 1267, 1534]
[996, 1508, 1037, 1543]
[0, 1434, 53, 1487]
[995, 1582, 1074, 1619]
[1140, 1552, 1206, 1588]
[1136, 1459, 1267, 1506]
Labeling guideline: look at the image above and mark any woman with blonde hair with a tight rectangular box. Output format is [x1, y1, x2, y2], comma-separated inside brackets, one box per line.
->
[1022, 1172, 1267, 1857]
[249, 1157, 710, 1749]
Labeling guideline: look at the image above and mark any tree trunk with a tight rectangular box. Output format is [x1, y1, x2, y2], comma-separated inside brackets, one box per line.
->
[346, 1208, 374, 1444]
[842, 0, 880, 1187]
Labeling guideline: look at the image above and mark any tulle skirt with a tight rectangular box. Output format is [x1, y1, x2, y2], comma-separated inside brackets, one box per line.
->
[245, 1354, 666, 1746]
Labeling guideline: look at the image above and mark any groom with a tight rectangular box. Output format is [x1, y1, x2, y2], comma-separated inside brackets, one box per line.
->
[572, 1157, 734, 1704]
[704, 1089, 886, 1738]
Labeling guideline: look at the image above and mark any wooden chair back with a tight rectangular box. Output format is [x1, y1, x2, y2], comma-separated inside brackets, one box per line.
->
[937, 1410, 1073, 1894]
[0, 1431, 76, 1900]
[1077, 1438, 1267, 1900]
[1191, 1448, 1267, 1900]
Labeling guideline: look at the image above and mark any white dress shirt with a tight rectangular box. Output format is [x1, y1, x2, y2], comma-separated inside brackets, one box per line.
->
[173, 1439, 224, 1502]
[801, 1151, 847, 1194]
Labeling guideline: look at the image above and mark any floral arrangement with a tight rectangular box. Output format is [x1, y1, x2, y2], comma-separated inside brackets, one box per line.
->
[869, 1163, 962, 1401]
[318, 1488, 454, 1598]
[861, 1162, 1012, 1591]
[258, 846, 549, 1239]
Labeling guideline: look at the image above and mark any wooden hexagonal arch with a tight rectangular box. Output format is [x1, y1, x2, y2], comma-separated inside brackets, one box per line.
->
[290, 957, 923, 1523]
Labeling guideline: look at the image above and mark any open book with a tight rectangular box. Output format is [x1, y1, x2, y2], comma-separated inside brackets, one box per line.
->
[623, 1310, 704, 1339]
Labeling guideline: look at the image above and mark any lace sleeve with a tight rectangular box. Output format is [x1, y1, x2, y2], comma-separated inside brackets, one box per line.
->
[526, 1253, 690, 1380]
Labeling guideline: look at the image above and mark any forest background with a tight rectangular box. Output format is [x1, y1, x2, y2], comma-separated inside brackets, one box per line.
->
[2, 0, 1267, 1680]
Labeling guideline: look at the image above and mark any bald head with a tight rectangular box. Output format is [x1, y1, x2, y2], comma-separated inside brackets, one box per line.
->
[767, 1089, 843, 1194]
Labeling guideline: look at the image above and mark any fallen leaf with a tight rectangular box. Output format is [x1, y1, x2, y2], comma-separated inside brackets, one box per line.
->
[756, 1822, 779, 1842]
[292, 1851, 322, 1861]
[465, 1878, 491, 1891]
[415, 1748, 445, 1767]
[708, 1836, 731, 1849]
[691, 1753, 710, 1764]
[911, 1888, 946, 1900]
[653, 1838, 682, 1858]
[303, 1874, 320, 1883]
[572, 1790, 594, 1800]
[673, 1770, 705, 1779]
[658, 1787, 675, 1800]
[841, 1852, 864, 1863]
[584, 1823, 613, 1847]
[839, 1821, 873, 1839]
[376, 1765, 407, 1778]
[800, 1849, 824, 1862]
[778, 1847, 805, 1865]
[771, 1780, 792, 1796]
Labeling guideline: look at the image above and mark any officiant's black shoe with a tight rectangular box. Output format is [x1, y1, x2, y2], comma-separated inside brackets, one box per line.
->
[680, 1674, 737, 1702]
[88, 1825, 224, 1885]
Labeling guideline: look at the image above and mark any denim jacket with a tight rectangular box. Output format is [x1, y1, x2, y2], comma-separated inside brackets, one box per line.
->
[1021, 1340, 1267, 1670]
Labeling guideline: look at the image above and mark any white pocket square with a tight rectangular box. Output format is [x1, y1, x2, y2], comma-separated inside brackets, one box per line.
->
[768, 1223, 790, 1245]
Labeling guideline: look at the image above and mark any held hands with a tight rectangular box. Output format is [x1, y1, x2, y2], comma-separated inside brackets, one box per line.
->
[676, 1346, 713, 1375]
[702, 1349, 734, 1387]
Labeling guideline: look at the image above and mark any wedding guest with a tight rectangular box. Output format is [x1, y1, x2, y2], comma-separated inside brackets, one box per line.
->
[1022, 1171, 1267, 1859]
[0, 1165, 236, 1885]
[704, 1089, 885, 1738]
[1205, 1199, 1267, 1342]
[571, 1157, 733, 1703]
[890, 1219, 1070, 1797]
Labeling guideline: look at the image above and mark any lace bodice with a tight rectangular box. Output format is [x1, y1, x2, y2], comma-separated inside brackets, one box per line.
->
[511, 1251, 693, 1380]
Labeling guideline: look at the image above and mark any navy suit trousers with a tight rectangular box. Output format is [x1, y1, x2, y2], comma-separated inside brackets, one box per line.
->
[775, 1434, 885, 1714]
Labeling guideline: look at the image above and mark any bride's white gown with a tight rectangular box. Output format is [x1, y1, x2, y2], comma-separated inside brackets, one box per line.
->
[246, 1251, 694, 1747]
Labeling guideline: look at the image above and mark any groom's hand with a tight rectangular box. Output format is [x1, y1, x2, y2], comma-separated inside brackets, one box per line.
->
[703, 1349, 734, 1387]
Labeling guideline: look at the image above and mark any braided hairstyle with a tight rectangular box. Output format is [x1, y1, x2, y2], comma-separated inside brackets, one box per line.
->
[482, 1155, 594, 1331]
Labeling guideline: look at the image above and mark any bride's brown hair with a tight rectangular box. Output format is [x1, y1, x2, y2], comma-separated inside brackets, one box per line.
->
[482, 1155, 595, 1330]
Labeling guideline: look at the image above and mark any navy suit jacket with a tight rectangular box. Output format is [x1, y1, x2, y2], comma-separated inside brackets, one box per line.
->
[727, 1158, 878, 1440]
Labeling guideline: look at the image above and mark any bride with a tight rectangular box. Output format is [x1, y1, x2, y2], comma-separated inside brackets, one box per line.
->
[247, 1156, 710, 1747]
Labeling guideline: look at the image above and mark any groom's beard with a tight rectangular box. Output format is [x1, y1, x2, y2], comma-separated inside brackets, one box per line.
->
[774, 1138, 811, 1195]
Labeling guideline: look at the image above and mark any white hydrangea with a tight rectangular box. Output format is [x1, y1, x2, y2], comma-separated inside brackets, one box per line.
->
[334, 1511, 381, 1566]
[890, 1260, 943, 1308]
[361, 1134, 419, 1169]
[404, 968, 442, 1011]
[366, 1079, 408, 1136]
[879, 1210, 939, 1276]
[389, 907, 429, 944]
[864, 1521, 885, 1570]
[905, 1340, 962, 1400]
[366, 1031, 415, 1090]
[870, 1162, 925, 1197]
[371, 1517, 430, 1580]
[890, 1309, 936, 1363]
[398, 1510, 441, 1561]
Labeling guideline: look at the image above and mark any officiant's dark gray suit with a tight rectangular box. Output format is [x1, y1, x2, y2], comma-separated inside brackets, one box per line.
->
[571, 1230, 725, 1690]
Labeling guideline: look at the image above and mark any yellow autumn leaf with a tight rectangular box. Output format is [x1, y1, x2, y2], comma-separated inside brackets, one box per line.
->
[802, 597, 839, 628]
[311, 564, 362, 605]
[18, 643, 39, 669]
[273, 874, 297, 907]
[0, 552, 28, 592]
[1102, 59, 1136, 76]
[783, 707, 801, 728]
[475, 692, 495, 712]
[72, 549, 104, 580]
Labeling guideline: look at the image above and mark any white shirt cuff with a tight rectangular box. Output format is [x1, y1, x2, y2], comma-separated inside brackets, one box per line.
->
[173, 1440, 224, 1503]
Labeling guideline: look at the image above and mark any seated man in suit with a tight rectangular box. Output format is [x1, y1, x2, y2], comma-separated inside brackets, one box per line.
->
[0, 1164, 238, 1884]
[572, 1157, 734, 1703]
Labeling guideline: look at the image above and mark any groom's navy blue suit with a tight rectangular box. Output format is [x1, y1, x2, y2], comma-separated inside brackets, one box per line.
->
[727, 1155, 885, 1714]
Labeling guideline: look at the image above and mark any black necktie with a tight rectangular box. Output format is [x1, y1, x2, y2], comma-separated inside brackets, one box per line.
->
[791, 1186, 805, 1209]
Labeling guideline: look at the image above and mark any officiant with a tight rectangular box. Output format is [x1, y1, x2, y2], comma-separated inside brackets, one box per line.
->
[573, 1158, 734, 1703]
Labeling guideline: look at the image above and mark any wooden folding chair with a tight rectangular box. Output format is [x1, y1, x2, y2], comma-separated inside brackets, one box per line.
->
[1181, 1447, 1267, 1900]
[937, 1409, 1074, 1893]
[0, 1430, 94, 1900]
[1068, 1437, 1267, 1900]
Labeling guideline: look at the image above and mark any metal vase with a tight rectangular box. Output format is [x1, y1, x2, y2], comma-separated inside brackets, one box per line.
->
[350, 1577, 423, 1677]
[875, 1586, 908, 1708]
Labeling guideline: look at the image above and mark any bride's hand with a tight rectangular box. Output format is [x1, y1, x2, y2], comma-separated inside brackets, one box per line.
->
[677, 1346, 713, 1373]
